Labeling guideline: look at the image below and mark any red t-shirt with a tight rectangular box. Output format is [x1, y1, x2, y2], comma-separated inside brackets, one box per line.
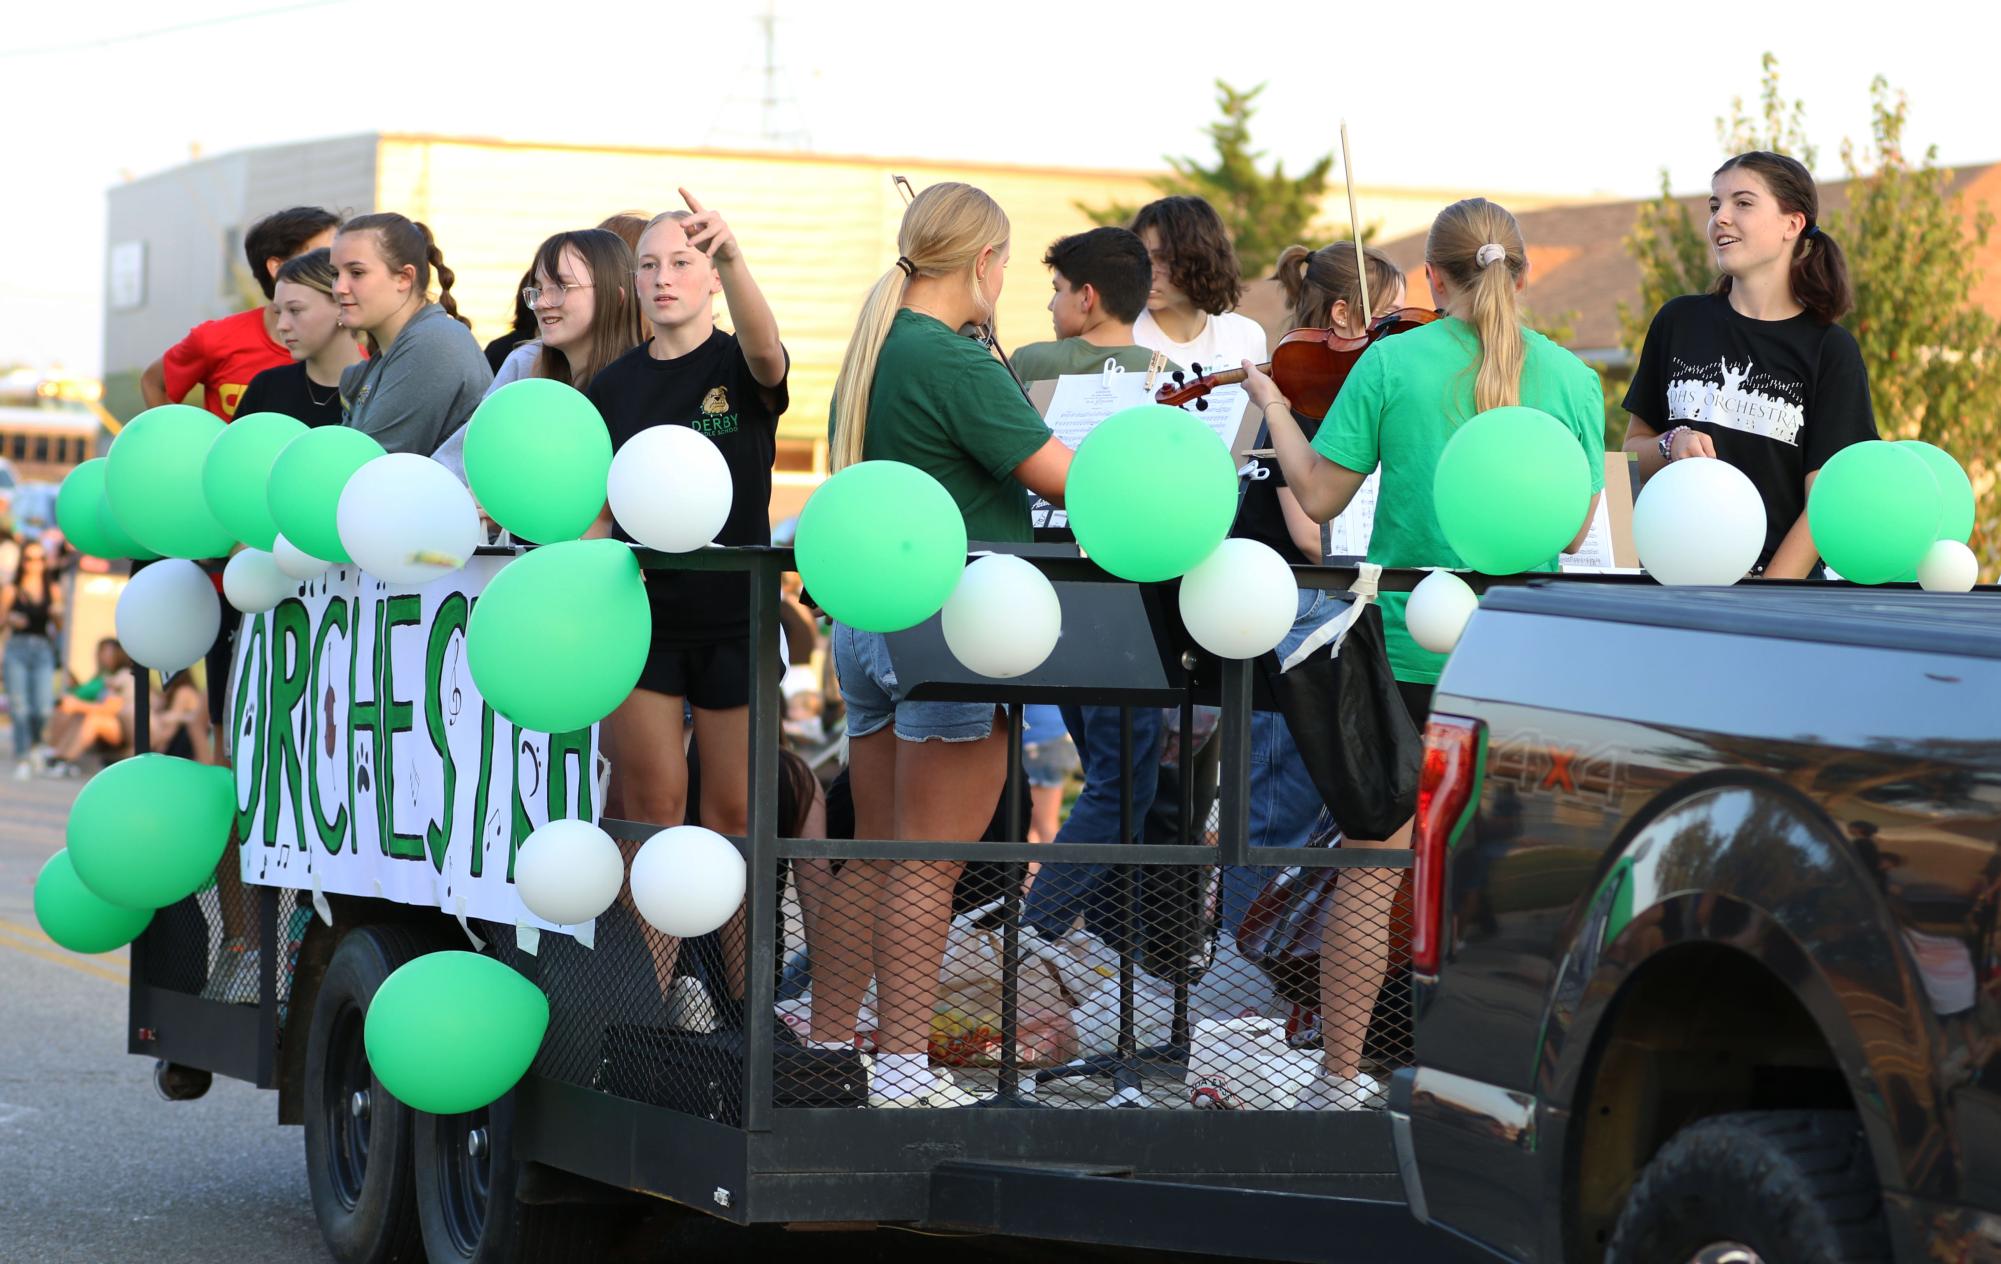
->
[160, 308, 291, 422]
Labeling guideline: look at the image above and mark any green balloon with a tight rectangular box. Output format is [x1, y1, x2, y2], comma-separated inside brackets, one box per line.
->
[34, 850, 153, 954]
[267, 426, 386, 563]
[1433, 406, 1592, 575]
[1903, 441, 1975, 544]
[364, 950, 549, 1114]
[56, 459, 151, 560]
[463, 379, 613, 544]
[1808, 440, 1941, 585]
[67, 754, 234, 910]
[794, 461, 967, 632]
[205, 411, 308, 550]
[104, 405, 238, 558]
[465, 539, 650, 733]
[98, 488, 160, 562]
[1067, 405, 1236, 583]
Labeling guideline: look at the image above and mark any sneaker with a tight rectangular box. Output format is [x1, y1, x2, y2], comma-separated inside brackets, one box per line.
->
[42, 759, 81, 779]
[1297, 1071, 1385, 1111]
[13, 760, 30, 782]
[864, 1056, 982, 1109]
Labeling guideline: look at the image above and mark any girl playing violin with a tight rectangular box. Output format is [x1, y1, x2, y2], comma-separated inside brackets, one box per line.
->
[1622, 151, 1876, 578]
[1131, 196, 1269, 373]
[1245, 198, 1605, 1108]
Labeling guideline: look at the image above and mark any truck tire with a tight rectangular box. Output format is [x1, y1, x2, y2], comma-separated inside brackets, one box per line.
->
[1605, 1110, 1890, 1264]
[303, 925, 442, 1264]
[414, 1086, 630, 1262]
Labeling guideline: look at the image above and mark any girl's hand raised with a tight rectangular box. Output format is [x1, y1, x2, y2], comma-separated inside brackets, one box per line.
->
[677, 187, 739, 263]
[1241, 359, 1290, 413]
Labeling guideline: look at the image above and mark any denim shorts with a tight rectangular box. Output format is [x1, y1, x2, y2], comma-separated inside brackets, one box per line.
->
[1021, 737, 1079, 788]
[832, 623, 998, 744]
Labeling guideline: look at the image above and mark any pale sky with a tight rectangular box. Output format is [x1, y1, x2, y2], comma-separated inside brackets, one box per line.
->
[3, 0, 1996, 376]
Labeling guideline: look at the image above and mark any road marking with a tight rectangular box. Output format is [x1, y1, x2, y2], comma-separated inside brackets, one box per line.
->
[0, 923, 129, 984]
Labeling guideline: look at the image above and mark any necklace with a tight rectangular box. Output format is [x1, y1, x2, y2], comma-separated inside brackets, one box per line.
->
[304, 368, 340, 407]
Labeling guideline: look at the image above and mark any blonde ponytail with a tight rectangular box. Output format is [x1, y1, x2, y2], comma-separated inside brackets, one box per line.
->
[1425, 198, 1528, 413]
[828, 182, 1011, 472]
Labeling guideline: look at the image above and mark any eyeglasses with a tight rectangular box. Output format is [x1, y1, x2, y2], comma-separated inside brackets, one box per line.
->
[523, 282, 593, 308]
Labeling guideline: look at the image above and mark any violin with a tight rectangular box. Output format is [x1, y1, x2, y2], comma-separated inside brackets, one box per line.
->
[1153, 306, 1439, 416]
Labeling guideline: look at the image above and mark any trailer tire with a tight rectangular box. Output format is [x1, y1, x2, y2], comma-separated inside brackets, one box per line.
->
[303, 925, 442, 1264]
[1605, 1109, 1889, 1264]
[414, 1088, 631, 1263]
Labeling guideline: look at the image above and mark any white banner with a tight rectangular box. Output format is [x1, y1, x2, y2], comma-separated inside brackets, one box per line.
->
[227, 556, 602, 937]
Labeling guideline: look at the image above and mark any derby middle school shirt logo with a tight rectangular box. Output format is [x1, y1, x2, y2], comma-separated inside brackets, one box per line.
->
[693, 385, 739, 437]
[1664, 354, 1806, 446]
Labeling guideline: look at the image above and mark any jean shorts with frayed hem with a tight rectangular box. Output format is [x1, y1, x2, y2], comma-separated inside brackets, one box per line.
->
[832, 623, 998, 744]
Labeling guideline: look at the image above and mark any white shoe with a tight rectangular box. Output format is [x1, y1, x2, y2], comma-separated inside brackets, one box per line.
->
[1297, 1071, 1385, 1111]
[865, 1058, 982, 1109]
[13, 760, 30, 781]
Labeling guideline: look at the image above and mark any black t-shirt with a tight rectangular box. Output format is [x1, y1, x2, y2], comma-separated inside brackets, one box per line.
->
[1623, 292, 1877, 566]
[485, 329, 533, 373]
[587, 329, 787, 645]
[236, 361, 345, 428]
[1231, 412, 1322, 563]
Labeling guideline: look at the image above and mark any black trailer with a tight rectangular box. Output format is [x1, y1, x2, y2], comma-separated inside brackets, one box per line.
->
[127, 545, 1488, 1263]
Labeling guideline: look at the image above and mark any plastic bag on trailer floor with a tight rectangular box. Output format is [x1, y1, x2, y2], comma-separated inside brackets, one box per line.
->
[1033, 927, 1176, 1057]
[1185, 1014, 1320, 1110]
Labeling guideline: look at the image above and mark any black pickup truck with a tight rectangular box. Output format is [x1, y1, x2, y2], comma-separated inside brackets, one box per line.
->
[1390, 584, 2001, 1263]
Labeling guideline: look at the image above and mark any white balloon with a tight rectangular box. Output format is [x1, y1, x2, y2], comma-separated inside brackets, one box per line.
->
[222, 549, 296, 613]
[940, 554, 1061, 678]
[272, 533, 332, 581]
[607, 425, 733, 553]
[337, 453, 481, 585]
[630, 826, 746, 938]
[1405, 569, 1479, 655]
[514, 819, 626, 926]
[1178, 539, 1297, 659]
[1917, 538, 1978, 592]
[1633, 458, 1765, 586]
[116, 559, 221, 672]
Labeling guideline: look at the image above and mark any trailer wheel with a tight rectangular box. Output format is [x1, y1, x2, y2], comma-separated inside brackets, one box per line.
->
[303, 925, 441, 1264]
[415, 1089, 629, 1263]
[1605, 1110, 1889, 1264]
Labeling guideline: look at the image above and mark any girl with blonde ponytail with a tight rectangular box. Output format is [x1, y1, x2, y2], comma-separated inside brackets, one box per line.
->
[1242, 199, 1605, 1110]
[814, 181, 1071, 1108]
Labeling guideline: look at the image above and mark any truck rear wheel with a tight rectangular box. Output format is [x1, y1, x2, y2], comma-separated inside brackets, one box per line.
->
[1605, 1110, 1889, 1264]
[414, 1088, 630, 1263]
[303, 925, 442, 1264]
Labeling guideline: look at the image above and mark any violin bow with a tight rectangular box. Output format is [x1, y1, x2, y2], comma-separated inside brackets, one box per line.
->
[1339, 120, 1371, 327]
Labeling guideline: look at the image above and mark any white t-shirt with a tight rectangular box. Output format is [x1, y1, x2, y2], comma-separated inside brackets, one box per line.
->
[1133, 309, 1270, 376]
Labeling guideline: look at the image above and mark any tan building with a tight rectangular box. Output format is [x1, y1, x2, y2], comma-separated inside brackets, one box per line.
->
[103, 133, 1586, 515]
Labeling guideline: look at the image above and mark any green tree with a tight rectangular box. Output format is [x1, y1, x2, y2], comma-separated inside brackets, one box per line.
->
[1614, 56, 2001, 574]
[1082, 81, 1333, 278]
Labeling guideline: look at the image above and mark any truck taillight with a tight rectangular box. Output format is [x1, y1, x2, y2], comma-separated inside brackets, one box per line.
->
[1411, 715, 1482, 976]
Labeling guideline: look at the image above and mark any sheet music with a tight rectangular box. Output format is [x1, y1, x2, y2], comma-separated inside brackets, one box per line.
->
[1558, 493, 1631, 573]
[1028, 369, 1248, 530]
[1325, 468, 1381, 560]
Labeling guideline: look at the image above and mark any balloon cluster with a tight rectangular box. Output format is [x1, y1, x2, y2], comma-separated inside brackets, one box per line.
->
[792, 405, 1297, 673]
[358, 817, 746, 1116]
[33, 755, 232, 955]
[1809, 440, 1977, 589]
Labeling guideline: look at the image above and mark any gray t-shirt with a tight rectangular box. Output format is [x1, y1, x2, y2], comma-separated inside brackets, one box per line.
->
[431, 342, 539, 482]
[1009, 337, 1172, 383]
[339, 302, 494, 455]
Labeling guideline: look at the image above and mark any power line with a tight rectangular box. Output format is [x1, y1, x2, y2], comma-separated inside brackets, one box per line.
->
[0, 1, 345, 60]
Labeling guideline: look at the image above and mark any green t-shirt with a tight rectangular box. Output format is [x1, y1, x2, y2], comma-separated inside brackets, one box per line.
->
[834, 309, 1053, 544]
[1009, 337, 1162, 383]
[1312, 317, 1606, 685]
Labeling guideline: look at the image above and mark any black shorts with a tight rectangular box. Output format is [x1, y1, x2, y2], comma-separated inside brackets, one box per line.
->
[637, 637, 750, 711]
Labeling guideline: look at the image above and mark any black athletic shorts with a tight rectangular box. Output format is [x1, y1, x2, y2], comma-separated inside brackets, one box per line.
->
[637, 637, 750, 711]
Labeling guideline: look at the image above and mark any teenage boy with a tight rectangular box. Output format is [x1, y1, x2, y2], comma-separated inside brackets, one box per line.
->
[1010, 226, 1172, 381]
[140, 206, 342, 420]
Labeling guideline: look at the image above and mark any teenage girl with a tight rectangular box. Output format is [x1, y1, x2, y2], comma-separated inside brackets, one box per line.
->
[1130, 195, 1270, 374]
[813, 182, 1071, 1107]
[236, 248, 365, 428]
[1623, 150, 1876, 577]
[1247, 199, 1606, 1108]
[331, 213, 492, 455]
